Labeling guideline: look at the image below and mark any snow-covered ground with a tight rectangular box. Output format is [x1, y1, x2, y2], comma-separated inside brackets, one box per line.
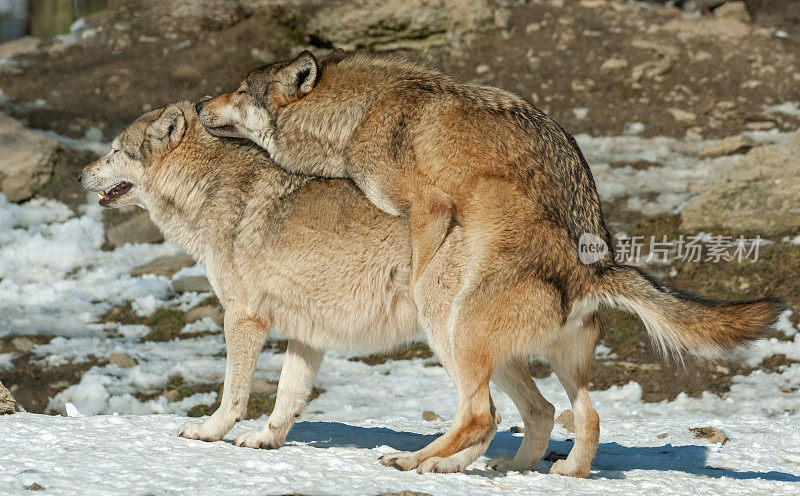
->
[2, 412, 799, 496]
[2, 131, 800, 494]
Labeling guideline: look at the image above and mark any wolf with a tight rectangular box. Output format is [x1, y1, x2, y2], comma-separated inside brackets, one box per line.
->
[194, 51, 782, 475]
[79, 101, 780, 477]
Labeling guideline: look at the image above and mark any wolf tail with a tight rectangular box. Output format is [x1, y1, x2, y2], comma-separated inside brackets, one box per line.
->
[595, 265, 784, 359]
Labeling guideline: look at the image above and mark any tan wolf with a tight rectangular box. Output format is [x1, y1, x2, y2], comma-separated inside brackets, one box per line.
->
[195, 50, 783, 476]
[80, 102, 779, 477]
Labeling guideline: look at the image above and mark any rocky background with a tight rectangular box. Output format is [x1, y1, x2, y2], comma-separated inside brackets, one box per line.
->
[1, 0, 800, 416]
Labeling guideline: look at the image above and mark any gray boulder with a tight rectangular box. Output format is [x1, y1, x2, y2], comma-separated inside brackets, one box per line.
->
[682, 129, 800, 235]
[0, 112, 58, 203]
[131, 253, 195, 277]
[0, 381, 16, 414]
[306, 0, 493, 50]
[172, 276, 212, 294]
[106, 211, 164, 248]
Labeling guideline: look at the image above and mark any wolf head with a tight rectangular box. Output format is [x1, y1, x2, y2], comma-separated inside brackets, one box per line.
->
[195, 50, 342, 151]
[76, 104, 190, 208]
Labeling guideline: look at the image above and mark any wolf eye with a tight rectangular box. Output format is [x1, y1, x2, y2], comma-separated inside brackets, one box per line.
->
[237, 89, 246, 95]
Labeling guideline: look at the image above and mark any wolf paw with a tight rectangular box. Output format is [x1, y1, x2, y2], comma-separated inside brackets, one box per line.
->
[379, 452, 420, 471]
[486, 455, 534, 473]
[549, 459, 590, 478]
[178, 421, 224, 442]
[416, 456, 465, 474]
[234, 429, 283, 449]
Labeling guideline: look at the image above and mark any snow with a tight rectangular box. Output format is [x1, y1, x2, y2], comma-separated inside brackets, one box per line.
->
[37, 127, 110, 156]
[1, 412, 799, 495]
[763, 101, 800, 117]
[1, 127, 800, 493]
[576, 128, 792, 216]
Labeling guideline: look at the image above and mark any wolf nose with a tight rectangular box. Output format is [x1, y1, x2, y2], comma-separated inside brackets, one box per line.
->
[194, 101, 204, 114]
[74, 170, 83, 183]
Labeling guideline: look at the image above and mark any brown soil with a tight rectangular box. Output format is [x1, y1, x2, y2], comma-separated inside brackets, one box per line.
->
[349, 343, 434, 366]
[0, 6, 308, 140]
[0, 353, 105, 413]
[425, 2, 800, 139]
[137, 374, 323, 419]
[1, 1, 798, 142]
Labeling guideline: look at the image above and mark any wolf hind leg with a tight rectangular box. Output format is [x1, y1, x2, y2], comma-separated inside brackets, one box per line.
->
[487, 357, 555, 472]
[546, 312, 600, 477]
[380, 285, 502, 473]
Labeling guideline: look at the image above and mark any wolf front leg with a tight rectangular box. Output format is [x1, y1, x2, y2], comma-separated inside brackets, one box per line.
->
[235, 339, 323, 449]
[408, 185, 454, 298]
[179, 311, 270, 442]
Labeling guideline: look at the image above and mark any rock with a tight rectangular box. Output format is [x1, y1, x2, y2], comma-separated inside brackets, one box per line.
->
[251, 379, 277, 396]
[162, 390, 180, 402]
[106, 211, 163, 248]
[744, 0, 800, 28]
[697, 135, 753, 158]
[494, 8, 512, 29]
[580, 0, 608, 8]
[555, 409, 575, 433]
[631, 57, 673, 82]
[109, 352, 137, 369]
[377, 492, 432, 496]
[422, 410, 443, 421]
[0, 381, 16, 414]
[715, 2, 751, 23]
[172, 276, 212, 293]
[682, 130, 800, 235]
[0, 112, 58, 203]
[509, 425, 525, 434]
[657, 432, 668, 439]
[525, 22, 541, 33]
[131, 253, 195, 277]
[251, 47, 275, 64]
[0, 36, 41, 60]
[25, 483, 44, 491]
[11, 337, 35, 353]
[690, 426, 728, 445]
[184, 304, 224, 326]
[306, 0, 493, 51]
[660, 12, 755, 40]
[600, 57, 628, 71]
[745, 121, 775, 131]
[668, 108, 697, 123]
[683, 1, 731, 11]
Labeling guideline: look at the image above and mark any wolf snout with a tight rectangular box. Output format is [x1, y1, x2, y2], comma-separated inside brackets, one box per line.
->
[194, 101, 204, 114]
[74, 170, 84, 183]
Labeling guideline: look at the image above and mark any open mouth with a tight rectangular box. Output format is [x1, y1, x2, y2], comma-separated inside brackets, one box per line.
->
[98, 181, 133, 207]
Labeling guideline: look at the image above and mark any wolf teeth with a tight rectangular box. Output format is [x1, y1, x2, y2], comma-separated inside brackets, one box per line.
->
[98, 192, 104, 199]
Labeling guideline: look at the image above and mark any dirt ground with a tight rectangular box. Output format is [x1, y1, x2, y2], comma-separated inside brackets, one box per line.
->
[1, 0, 799, 413]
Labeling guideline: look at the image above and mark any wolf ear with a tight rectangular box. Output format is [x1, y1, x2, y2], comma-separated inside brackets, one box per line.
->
[282, 50, 319, 99]
[147, 105, 186, 150]
[320, 48, 346, 65]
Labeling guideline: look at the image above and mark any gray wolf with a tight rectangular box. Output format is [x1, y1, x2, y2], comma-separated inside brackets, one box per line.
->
[80, 101, 781, 477]
[195, 51, 782, 475]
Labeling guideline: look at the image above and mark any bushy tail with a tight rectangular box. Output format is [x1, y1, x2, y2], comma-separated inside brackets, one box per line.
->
[596, 265, 784, 359]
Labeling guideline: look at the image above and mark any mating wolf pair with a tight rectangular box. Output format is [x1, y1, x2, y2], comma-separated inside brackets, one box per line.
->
[77, 49, 782, 477]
